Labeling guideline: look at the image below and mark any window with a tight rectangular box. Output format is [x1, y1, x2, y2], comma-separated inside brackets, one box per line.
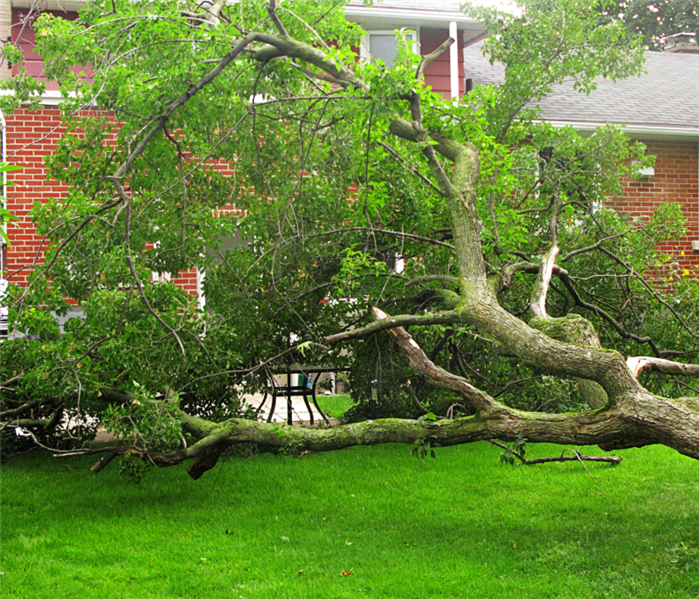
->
[360, 30, 419, 67]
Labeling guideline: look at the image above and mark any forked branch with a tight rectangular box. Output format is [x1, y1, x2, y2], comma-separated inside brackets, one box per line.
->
[371, 307, 496, 411]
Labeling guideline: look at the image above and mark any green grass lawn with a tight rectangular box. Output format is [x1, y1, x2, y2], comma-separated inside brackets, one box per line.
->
[314, 393, 353, 419]
[2, 441, 698, 599]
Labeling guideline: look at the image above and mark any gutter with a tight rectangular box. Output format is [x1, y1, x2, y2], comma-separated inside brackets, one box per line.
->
[544, 120, 699, 141]
[344, 6, 480, 26]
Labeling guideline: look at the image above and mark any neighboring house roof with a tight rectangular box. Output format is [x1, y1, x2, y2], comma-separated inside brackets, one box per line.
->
[464, 41, 699, 138]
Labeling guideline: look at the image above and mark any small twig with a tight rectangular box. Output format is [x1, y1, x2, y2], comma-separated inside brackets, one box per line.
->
[493, 376, 543, 398]
[489, 439, 526, 462]
[406, 381, 428, 414]
[489, 439, 622, 479]
[210, 457, 226, 493]
[445, 403, 467, 419]
[0, 374, 23, 388]
[53, 445, 135, 458]
[1, 446, 38, 460]
[567, 449, 598, 486]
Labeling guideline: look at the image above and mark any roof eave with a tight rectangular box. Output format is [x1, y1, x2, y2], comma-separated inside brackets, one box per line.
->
[344, 5, 488, 43]
[544, 120, 699, 141]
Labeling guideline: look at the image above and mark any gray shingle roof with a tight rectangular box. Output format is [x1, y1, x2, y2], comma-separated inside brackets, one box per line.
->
[463, 42, 699, 131]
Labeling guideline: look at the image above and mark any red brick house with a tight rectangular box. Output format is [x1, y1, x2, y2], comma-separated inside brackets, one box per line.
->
[0, 0, 697, 320]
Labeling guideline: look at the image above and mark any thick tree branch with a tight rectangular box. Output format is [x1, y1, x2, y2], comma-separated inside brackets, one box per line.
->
[530, 188, 561, 318]
[0, 398, 42, 419]
[388, 118, 464, 163]
[627, 357, 699, 379]
[140, 394, 694, 479]
[495, 261, 670, 358]
[252, 33, 367, 91]
[416, 37, 454, 82]
[371, 307, 496, 411]
[114, 32, 261, 180]
[529, 245, 559, 318]
[4, 408, 64, 430]
[267, 0, 289, 37]
[325, 309, 461, 344]
[406, 275, 460, 288]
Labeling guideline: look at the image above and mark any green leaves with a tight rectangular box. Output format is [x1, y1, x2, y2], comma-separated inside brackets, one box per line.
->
[0, 162, 22, 245]
[417, 412, 437, 423]
[499, 434, 527, 466]
[102, 389, 184, 454]
[596, 0, 699, 51]
[411, 434, 440, 462]
[465, 0, 644, 141]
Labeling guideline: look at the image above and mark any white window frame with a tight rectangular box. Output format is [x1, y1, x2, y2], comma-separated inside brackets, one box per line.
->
[359, 29, 420, 66]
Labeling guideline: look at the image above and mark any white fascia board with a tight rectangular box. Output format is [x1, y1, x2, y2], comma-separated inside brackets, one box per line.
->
[345, 6, 476, 24]
[344, 5, 486, 37]
[35, 90, 67, 106]
[0, 89, 74, 106]
[12, 0, 86, 12]
[543, 120, 699, 141]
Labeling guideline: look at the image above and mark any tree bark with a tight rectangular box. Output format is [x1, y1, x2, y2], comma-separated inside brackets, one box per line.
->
[530, 314, 609, 409]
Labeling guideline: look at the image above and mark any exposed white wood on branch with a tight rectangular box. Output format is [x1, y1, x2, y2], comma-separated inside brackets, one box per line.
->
[530, 245, 559, 318]
[627, 356, 699, 378]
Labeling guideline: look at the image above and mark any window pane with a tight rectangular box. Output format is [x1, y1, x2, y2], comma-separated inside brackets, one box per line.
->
[370, 34, 399, 67]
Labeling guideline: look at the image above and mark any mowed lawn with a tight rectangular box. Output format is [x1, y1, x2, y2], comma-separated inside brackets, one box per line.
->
[2, 441, 698, 599]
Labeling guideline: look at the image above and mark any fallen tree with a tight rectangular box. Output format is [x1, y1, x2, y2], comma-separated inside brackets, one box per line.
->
[2, 0, 699, 478]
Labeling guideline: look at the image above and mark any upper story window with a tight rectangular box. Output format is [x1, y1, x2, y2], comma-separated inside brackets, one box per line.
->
[360, 30, 419, 67]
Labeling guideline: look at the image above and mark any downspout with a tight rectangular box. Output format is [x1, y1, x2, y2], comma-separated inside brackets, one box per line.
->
[0, 106, 6, 276]
[449, 21, 458, 100]
[0, 0, 8, 274]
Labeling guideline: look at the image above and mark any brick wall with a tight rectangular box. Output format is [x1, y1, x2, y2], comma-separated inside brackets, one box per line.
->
[615, 140, 699, 277]
[3, 106, 203, 296]
[4, 107, 67, 286]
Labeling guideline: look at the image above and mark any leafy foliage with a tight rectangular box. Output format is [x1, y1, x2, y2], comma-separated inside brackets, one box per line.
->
[598, 0, 699, 50]
[0, 0, 697, 468]
[499, 434, 528, 465]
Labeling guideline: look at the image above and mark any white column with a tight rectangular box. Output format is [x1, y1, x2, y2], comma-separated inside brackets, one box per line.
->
[449, 21, 459, 100]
